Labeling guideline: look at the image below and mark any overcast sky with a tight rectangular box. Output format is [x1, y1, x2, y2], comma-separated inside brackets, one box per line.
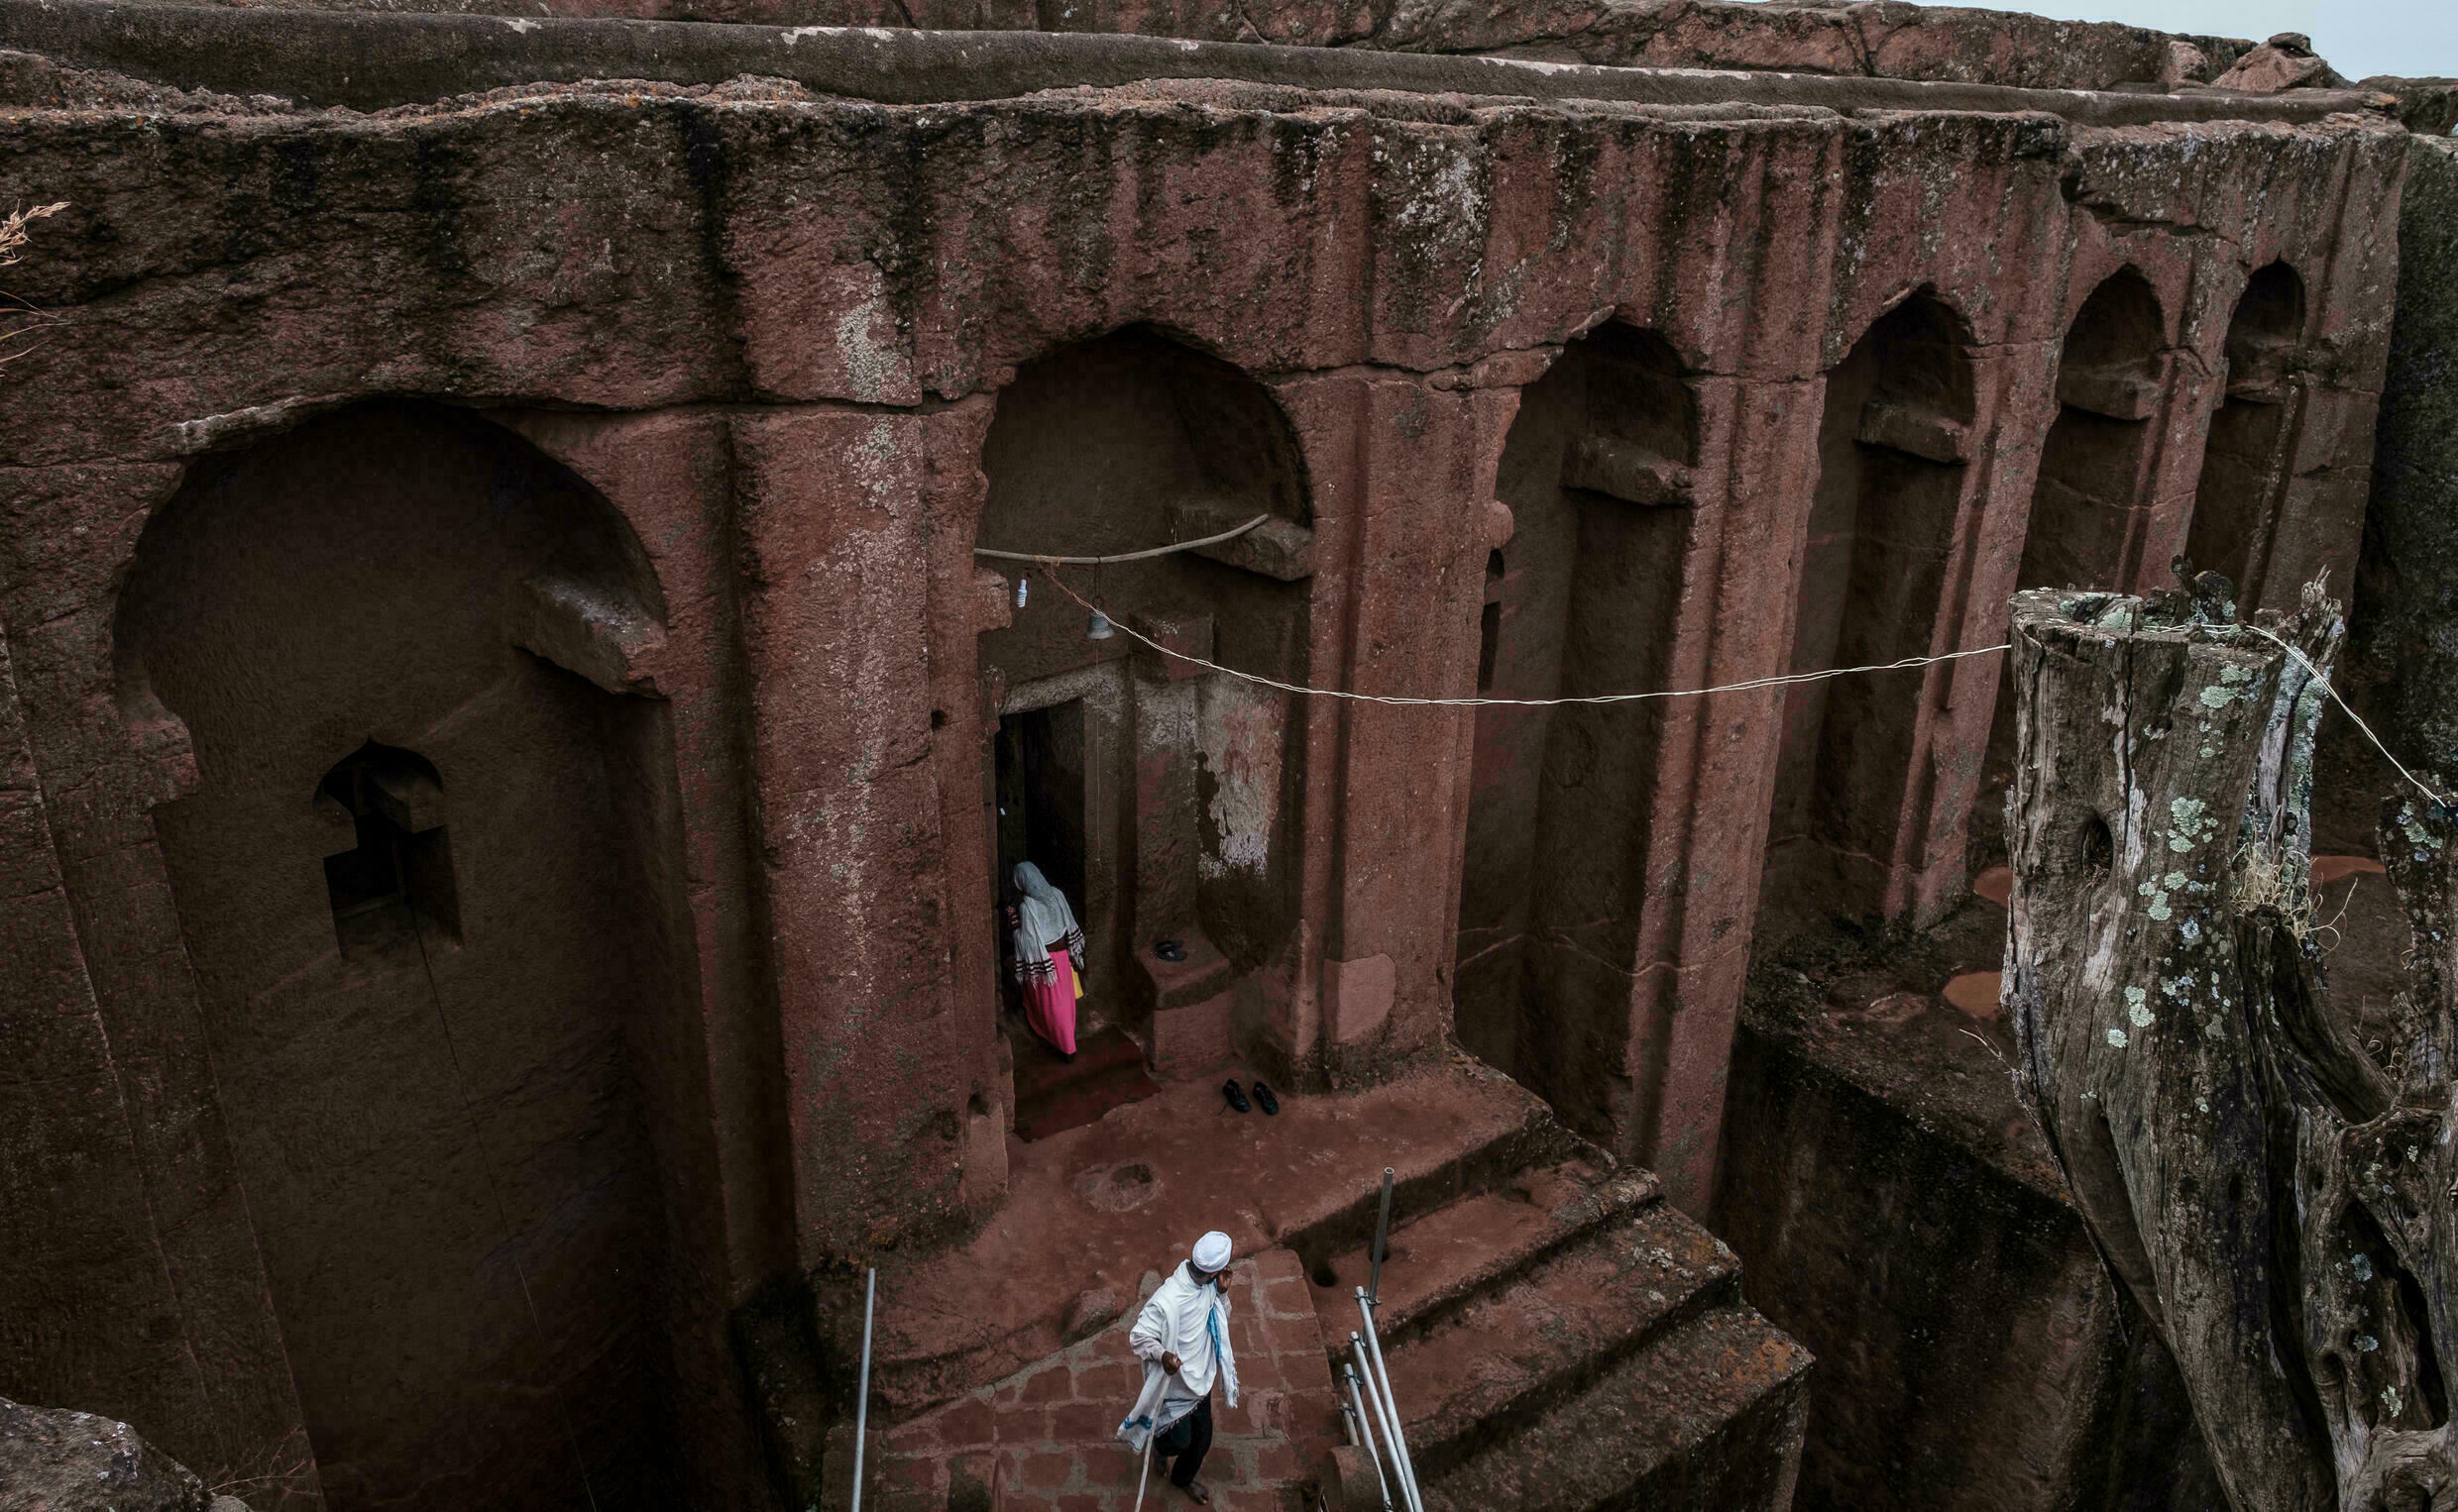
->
[1762, 2, 2457, 82]
[2057, 1, 2455, 81]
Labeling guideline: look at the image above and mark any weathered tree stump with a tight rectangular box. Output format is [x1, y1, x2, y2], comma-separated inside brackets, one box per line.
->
[2006, 576, 2458, 1512]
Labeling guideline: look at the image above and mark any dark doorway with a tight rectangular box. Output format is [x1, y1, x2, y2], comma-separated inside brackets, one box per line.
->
[994, 701, 1088, 937]
[992, 696, 1162, 1137]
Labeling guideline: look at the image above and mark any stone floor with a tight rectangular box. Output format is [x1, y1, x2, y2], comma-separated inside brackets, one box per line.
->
[861, 1246, 1341, 1511]
[834, 1047, 1810, 1511]
[854, 1057, 1560, 1416]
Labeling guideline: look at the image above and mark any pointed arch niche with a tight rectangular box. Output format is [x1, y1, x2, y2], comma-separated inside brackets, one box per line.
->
[114, 402, 703, 1512]
[1972, 268, 2171, 867]
[2023, 269, 2171, 592]
[973, 329, 1313, 1077]
[1453, 323, 1700, 1139]
[1762, 290, 1977, 941]
[2185, 261, 2308, 609]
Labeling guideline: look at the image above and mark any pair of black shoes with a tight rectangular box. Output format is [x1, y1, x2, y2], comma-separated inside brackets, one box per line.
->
[1222, 1079, 1279, 1115]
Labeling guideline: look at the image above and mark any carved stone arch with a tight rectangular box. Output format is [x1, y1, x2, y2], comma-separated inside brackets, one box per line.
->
[972, 327, 1313, 1083]
[1455, 319, 1703, 1143]
[1763, 286, 1978, 938]
[2186, 261, 2310, 609]
[1972, 267, 2177, 871]
[112, 399, 703, 1512]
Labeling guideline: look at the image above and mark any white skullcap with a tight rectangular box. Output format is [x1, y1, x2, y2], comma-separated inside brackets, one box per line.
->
[1190, 1231, 1233, 1273]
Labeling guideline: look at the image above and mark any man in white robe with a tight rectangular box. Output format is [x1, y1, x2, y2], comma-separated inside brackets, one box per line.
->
[1117, 1230, 1241, 1504]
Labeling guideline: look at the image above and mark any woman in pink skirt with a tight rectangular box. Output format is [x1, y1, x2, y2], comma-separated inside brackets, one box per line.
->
[1009, 861, 1086, 1056]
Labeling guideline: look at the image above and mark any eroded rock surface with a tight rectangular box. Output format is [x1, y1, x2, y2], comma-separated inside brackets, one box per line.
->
[2209, 32, 2348, 94]
[0, 1396, 223, 1512]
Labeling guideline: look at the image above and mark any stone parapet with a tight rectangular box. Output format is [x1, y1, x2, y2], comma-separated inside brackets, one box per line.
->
[0, 0, 2397, 121]
[12, 0, 2277, 95]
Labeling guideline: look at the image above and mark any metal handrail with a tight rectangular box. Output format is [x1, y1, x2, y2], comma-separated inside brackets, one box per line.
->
[1369, 1167, 1396, 1304]
[851, 1268, 876, 1512]
[1343, 1354, 1397, 1511]
[1355, 1293, 1424, 1512]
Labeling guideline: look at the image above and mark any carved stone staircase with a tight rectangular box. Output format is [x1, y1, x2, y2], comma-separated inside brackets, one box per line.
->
[1303, 1159, 1810, 1512]
[820, 1068, 1806, 1511]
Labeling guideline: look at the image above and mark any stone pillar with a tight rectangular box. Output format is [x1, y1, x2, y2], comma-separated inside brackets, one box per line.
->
[498, 407, 796, 1505]
[1273, 367, 1517, 1073]
[1615, 375, 1827, 1207]
[1893, 337, 2060, 927]
[2130, 337, 2219, 593]
[0, 462, 316, 1500]
[919, 397, 1013, 1197]
[0, 609, 283, 1477]
[2259, 390, 2360, 607]
[730, 407, 982, 1267]
[503, 407, 797, 1302]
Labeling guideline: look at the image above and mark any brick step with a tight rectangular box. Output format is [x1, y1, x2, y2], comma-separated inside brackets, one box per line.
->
[1417, 1303, 1812, 1512]
[1304, 1159, 1657, 1352]
[1373, 1199, 1742, 1480]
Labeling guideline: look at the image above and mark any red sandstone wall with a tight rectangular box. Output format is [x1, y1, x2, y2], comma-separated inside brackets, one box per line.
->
[0, 60, 2411, 1504]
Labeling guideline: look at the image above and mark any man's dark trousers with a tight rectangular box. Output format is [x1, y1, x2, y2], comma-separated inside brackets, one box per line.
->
[1157, 1396, 1213, 1487]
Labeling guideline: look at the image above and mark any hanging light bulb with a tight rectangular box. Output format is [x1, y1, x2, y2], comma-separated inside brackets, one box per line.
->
[1086, 609, 1116, 641]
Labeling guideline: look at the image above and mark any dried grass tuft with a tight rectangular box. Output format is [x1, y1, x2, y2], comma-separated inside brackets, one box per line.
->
[0, 199, 64, 268]
[0, 199, 66, 366]
[2232, 840, 2344, 950]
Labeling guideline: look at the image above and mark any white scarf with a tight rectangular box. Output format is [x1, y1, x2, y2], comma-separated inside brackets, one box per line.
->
[1116, 1263, 1240, 1453]
[1010, 862, 1084, 985]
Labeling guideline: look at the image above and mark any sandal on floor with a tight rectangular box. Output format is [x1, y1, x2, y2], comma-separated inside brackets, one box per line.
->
[1221, 1079, 1251, 1114]
[1250, 1081, 1280, 1116]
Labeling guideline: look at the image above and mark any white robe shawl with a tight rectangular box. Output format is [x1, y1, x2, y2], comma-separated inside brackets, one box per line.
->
[1116, 1263, 1241, 1453]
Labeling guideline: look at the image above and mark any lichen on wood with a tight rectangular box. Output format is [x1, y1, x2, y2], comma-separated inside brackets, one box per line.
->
[2006, 570, 2458, 1512]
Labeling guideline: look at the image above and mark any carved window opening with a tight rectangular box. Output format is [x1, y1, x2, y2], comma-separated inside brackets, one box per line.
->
[316, 741, 460, 959]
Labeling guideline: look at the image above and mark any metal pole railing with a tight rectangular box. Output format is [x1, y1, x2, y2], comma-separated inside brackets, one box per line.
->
[1368, 1167, 1396, 1305]
[851, 1267, 876, 1512]
[1342, 1357, 1396, 1512]
[1350, 1335, 1412, 1512]
[1356, 1290, 1423, 1512]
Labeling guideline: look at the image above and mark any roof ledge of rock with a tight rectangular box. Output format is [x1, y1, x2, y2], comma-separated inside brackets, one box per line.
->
[2210, 32, 2353, 94]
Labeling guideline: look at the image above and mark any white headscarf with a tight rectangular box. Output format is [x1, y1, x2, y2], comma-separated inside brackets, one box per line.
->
[1009, 862, 1085, 985]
